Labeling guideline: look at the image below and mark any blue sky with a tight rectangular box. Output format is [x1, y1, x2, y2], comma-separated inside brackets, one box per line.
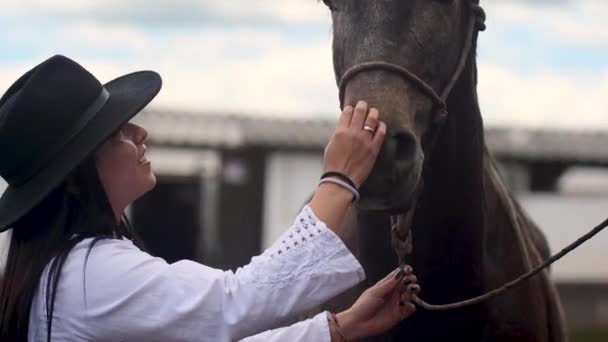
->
[0, 0, 607, 129]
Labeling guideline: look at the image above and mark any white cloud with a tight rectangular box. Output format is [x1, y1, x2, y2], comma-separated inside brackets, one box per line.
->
[3, 0, 606, 46]
[478, 63, 608, 129]
[0, 0, 329, 25]
[151, 33, 338, 116]
[62, 23, 151, 51]
[2, 0, 605, 47]
[0, 22, 339, 117]
[1, 0, 607, 130]
[484, 0, 608, 48]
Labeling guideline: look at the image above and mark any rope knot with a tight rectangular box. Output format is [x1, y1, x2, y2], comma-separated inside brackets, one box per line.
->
[434, 108, 448, 125]
[391, 214, 414, 264]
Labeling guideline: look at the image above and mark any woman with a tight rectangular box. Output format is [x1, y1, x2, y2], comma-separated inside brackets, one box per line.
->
[0, 55, 418, 341]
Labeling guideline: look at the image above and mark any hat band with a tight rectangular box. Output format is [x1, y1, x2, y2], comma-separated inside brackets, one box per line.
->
[7, 87, 110, 187]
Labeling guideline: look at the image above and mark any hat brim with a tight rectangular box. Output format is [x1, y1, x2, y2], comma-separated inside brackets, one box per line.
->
[0, 70, 162, 232]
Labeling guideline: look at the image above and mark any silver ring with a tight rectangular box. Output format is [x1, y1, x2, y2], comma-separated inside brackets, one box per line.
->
[363, 125, 376, 134]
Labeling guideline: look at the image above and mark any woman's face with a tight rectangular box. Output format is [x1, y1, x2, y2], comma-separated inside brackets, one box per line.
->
[95, 122, 156, 218]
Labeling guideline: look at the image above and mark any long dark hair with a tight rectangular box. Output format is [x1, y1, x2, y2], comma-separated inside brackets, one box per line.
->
[0, 154, 143, 341]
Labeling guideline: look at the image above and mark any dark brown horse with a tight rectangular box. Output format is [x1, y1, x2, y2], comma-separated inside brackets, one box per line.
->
[318, 0, 567, 340]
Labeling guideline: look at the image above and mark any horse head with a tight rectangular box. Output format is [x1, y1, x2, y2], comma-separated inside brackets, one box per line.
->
[322, 0, 484, 213]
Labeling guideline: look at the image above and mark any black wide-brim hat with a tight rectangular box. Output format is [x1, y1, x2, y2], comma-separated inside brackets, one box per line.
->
[0, 55, 162, 232]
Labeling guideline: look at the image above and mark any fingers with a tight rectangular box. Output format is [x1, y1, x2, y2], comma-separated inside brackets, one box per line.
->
[338, 105, 354, 129]
[394, 265, 413, 280]
[398, 276, 419, 319]
[400, 302, 416, 320]
[395, 265, 418, 304]
[402, 265, 413, 276]
[407, 284, 421, 296]
[371, 265, 417, 298]
[371, 272, 401, 297]
[372, 121, 387, 149]
[400, 290, 412, 306]
[398, 275, 417, 303]
[402, 275, 417, 289]
[381, 268, 401, 284]
[350, 100, 368, 129]
[336, 99, 386, 146]
[363, 107, 379, 134]
[325, 99, 386, 188]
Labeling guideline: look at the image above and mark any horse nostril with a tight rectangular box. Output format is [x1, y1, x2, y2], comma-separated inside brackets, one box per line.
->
[392, 129, 418, 164]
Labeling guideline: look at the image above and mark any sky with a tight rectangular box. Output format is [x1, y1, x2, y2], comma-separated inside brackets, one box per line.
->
[0, 0, 606, 129]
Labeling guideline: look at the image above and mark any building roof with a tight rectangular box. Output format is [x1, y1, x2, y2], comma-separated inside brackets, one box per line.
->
[134, 109, 608, 166]
[485, 127, 608, 165]
[135, 110, 333, 149]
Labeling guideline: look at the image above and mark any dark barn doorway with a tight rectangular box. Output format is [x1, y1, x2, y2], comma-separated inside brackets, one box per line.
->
[132, 175, 203, 263]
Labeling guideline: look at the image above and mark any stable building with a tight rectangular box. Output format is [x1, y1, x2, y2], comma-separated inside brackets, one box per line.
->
[1, 109, 608, 332]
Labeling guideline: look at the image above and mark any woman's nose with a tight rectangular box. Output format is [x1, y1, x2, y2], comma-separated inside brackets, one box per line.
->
[136, 126, 148, 144]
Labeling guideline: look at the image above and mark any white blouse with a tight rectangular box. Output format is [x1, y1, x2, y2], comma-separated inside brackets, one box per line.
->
[28, 206, 365, 341]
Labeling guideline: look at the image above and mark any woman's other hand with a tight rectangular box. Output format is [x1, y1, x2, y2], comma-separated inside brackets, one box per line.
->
[332, 267, 419, 341]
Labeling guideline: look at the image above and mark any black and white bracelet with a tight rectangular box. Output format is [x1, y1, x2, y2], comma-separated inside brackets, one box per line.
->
[319, 172, 360, 202]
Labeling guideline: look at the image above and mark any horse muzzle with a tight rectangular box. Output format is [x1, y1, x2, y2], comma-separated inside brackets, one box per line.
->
[356, 130, 424, 213]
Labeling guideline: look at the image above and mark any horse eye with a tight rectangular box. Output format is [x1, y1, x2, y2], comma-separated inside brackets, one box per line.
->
[322, 0, 337, 11]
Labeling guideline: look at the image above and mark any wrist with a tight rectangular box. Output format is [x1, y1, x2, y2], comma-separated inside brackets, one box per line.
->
[321, 171, 360, 189]
[336, 310, 365, 341]
[328, 314, 344, 342]
[318, 173, 360, 203]
[317, 182, 355, 202]
[308, 183, 352, 235]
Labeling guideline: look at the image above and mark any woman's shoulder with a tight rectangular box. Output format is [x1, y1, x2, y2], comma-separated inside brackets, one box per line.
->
[64, 237, 134, 263]
[50, 237, 171, 306]
[72, 236, 138, 253]
[66, 236, 163, 272]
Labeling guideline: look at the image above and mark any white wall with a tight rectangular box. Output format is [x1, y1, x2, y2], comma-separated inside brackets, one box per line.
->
[261, 157, 608, 282]
[5, 151, 604, 282]
[520, 194, 608, 282]
[262, 152, 323, 248]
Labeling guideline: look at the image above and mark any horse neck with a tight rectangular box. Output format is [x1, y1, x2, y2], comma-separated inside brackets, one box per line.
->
[410, 52, 487, 281]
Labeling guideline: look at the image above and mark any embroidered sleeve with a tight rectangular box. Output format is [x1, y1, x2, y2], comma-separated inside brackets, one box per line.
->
[238, 311, 331, 342]
[221, 205, 365, 339]
[37, 206, 364, 342]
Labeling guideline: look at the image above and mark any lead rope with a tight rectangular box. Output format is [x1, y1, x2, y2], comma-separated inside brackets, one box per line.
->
[391, 212, 608, 311]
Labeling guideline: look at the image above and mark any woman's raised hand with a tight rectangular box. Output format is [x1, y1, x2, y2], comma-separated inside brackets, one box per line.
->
[323, 100, 387, 188]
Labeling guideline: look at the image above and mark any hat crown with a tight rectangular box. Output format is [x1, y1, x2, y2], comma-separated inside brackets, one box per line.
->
[0, 55, 104, 186]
